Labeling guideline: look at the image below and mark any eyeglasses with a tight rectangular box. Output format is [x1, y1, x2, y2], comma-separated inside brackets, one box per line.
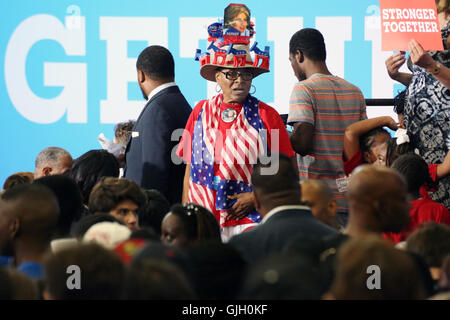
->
[219, 70, 253, 81]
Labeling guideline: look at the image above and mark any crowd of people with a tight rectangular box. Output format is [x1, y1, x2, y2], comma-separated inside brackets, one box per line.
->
[1, 2, 450, 301]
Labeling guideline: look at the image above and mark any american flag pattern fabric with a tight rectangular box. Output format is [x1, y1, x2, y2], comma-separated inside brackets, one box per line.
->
[188, 93, 267, 228]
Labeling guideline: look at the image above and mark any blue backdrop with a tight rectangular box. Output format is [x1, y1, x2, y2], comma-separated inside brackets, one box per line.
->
[0, 0, 406, 185]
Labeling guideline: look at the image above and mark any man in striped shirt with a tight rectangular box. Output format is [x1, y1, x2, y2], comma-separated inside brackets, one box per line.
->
[287, 28, 367, 225]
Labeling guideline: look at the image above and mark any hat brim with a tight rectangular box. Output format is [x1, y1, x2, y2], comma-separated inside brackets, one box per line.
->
[200, 65, 269, 82]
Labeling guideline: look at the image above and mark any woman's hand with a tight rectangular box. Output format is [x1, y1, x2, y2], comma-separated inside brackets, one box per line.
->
[226, 192, 255, 221]
[408, 39, 450, 90]
[383, 116, 401, 131]
[408, 39, 436, 70]
[385, 51, 407, 81]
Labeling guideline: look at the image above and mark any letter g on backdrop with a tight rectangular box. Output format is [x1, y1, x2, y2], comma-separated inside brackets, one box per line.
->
[4, 12, 87, 124]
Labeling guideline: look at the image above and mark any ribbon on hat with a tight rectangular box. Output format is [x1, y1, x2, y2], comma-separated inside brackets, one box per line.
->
[395, 128, 410, 145]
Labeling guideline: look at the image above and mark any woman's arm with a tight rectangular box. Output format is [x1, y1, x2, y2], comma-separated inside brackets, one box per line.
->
[409, 39, 450, 89]
[182, 164, 191, 204]
[437, 150, 450, 180]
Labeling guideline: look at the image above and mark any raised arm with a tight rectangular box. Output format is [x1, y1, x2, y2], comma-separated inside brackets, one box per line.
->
[343, 116, 399, 161]
[409, 39, 450, 90]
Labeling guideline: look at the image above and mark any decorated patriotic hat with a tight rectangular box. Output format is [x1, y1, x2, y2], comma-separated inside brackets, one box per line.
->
[195, 3, 270, 82]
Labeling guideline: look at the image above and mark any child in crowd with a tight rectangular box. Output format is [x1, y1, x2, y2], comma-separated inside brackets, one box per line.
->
[342, 90, 405, 175]
[343, 89, 450, 190]
[160, 203, 221, 247]
[343, 115, 398, 175]
[385, 154, 450, 244]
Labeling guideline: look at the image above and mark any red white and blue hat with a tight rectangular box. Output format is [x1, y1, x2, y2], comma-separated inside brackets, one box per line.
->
[195, 3, 271, 82]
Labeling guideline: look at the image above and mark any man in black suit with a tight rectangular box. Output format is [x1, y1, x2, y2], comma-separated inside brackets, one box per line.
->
[124, 46, 192, 205]
[228, 153, 337, 263]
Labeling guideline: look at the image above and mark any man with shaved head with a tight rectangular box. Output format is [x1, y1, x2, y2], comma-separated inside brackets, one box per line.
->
[34, 147, 73, 179]
[0, 184, 59, 279]
[300, 179, 340, 231]
[229, 154, 336, 263]
[345, 165, 411, 237]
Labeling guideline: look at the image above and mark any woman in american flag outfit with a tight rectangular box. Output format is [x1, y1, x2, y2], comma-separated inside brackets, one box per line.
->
[177, 4, 295, 241]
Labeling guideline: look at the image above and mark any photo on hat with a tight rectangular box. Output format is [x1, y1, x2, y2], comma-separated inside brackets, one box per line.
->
[223, 4, 251, 36]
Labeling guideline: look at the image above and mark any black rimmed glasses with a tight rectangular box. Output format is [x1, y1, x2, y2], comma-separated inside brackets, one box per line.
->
[219, 70, 254, 81]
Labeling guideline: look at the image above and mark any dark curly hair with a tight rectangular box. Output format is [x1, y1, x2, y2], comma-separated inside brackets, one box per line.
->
[69, 150, 120, 205]
[168, 203, 221, 243]
[391, 153, 436, 195]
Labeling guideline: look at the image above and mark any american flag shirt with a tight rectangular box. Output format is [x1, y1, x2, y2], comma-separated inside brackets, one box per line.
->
[177, 94, 295, 230]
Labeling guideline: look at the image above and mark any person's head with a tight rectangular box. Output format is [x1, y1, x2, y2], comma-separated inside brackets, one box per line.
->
[83, 221, 131, 250]
[72, 213, 124, 239]
[360, 128, 391, 166]
[34, 147, 73, 179]
[406, 222, 450, 269]
[346, 165, 410, 235]
[124, 258, 196, 300]
[69, 149, 120, 206]
[436, 0, 450, 16]
[2, 172, 34, 191]
[385, 137, 416, 167]
[289, 28, 327, 81]
[33, 175, 83, 239]
[88, 177, 146, 231]
[391, 153, 435, 198]
[224, 4, 250, 33]
[0, 267, 39, 300]
[136, 45, 175, 100]
[239, 252, 325, 299]
[215, 67, 254, 104]
[140, 189, 170, 236]
[43, 243, 125, 300]
[0, 184, 59, 257]
[283, 235, 340, 292]
[300, 179, 338, 229]
[185, 242, 247, 300]
[251, 154, 301, 215]
[113, 120, 135, 147]
[327, 236, 426, 299]
[132, 241, 193, 272]
[160, 203, 221, 248]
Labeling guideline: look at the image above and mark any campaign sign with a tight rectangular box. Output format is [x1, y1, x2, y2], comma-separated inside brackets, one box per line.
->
[380, 0, 444, 51]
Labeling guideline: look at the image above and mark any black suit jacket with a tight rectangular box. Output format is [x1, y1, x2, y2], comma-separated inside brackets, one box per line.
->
[124, 85, 192, 205]
[228, 206, 337, 263]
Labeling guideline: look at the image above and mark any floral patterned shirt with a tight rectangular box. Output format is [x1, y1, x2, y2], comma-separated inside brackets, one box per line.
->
[404, 20, 450, 209]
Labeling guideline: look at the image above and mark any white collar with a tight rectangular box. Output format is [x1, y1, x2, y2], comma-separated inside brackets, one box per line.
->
[146, 82, 177, 102]
[261, 205, 311, 224]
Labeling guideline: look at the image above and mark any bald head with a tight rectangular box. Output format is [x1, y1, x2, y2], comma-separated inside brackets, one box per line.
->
[251, 154, 301, 214]
[300, 179, 338, 229]
[1, 184, 59, 246]
[328, 236, 426, 299]
[346, 165, 410, 234]
[35, 147, 73, 179]
[301, 179, 333, 201]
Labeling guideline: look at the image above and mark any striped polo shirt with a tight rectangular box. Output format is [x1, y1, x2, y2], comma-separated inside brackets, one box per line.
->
[287, 73, 367, 213]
